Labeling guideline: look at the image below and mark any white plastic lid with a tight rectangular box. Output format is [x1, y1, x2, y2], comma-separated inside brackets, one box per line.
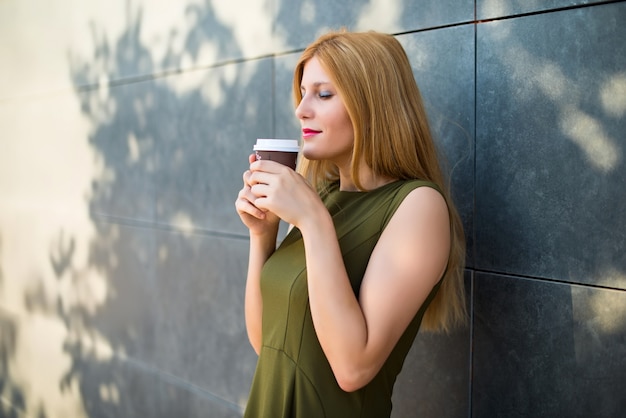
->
[253, 139, 299, 152]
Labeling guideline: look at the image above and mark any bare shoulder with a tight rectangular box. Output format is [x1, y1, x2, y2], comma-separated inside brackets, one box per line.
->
[391, 185, 450, 228]
[373, 184, 451, 286]
[358, 184, 451, 358]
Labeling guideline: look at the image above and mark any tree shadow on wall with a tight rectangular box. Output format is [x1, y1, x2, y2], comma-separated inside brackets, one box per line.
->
[7, 1, 477, 417]
[64, 5, 260, 417]
[0, 313, 24, 418]
[0, 235, 29, 418]
[53, 1, 383, 417]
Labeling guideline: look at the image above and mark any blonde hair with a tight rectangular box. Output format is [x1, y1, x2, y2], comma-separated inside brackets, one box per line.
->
[293, 30, 466, 332]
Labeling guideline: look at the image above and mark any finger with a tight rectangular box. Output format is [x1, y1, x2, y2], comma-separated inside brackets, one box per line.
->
[251, 195, 270, 212]
[243, 170, 253, 186]
[250, 182, 272, 199]
[248, 170, 276, 187]
[244, 170, 271, 188]
[239, 186, 264, 204]
[248, 153, 257, 164]
[235, 196, 266, 219]
[250, 159, 285, 174]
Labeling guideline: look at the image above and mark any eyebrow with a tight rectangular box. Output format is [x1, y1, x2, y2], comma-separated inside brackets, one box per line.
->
[300, 81, 332, 90]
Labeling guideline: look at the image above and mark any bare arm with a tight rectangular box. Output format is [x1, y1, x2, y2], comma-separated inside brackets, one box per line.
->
[298, 186, 450, 391]
[235, 156, 280, 354]
[244, 227, 278, 354]
[247, 162, 451, 390]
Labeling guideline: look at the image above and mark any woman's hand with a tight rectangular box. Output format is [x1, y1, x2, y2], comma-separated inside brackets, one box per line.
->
[235, 155, 281, 235]
[236, 155, 286, 354]
[247, 159, 323, 229]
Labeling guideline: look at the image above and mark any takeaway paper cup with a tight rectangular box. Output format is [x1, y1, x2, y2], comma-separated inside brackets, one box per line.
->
[253, 139, 299, 170]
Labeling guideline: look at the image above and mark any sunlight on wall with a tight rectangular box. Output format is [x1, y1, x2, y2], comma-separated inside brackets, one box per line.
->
[136, 0, 204, 68]
[11, 315, 85, 416]
[0, 88, 113, 417]
[1, 0, 278, 102]
[96, 76, 116, 123]
[165, 57, 262, 108]
[300, 0, 317, 24]
[356, 0, 401, 33]
[589, 292, 626, 334]
[481, 0, 549, 18]
[127, 132, 142, 163]
[170, 212, 196, 236]
[201, 63, 240, 108]
[212, 0, 280, 56]
[99, 383, 121, 405]
[499, 42, 621, 173]
[572, 272, 626, 358]
[481, 0, 509, 18]
[600, 72, 626, 118]
[560, 107, 621, 172]
[0, 0, 127, 100]
[587, 268, 626, 334]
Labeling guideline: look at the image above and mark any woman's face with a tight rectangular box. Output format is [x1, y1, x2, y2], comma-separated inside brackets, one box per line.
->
[295, 56, 354, 167]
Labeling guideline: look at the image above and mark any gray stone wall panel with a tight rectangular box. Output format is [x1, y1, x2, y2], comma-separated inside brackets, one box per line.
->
[475, 3, 626, 287]
[473, 272, 626, 417]
[398, 26, 476, 267]
[275, 0, 473, 52]
[477, 0, 607, 20]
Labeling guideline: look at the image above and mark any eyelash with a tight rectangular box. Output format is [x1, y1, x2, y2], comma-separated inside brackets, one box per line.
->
[301, 90, 334, 100]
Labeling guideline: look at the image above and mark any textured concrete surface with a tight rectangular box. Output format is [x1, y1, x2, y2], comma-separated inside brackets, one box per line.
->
[1, 1, 624, 417]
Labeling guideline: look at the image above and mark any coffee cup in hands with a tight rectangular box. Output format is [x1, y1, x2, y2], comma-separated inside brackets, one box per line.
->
[253, 139, 299, 170]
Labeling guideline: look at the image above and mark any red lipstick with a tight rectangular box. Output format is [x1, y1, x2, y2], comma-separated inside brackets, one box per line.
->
[302, 128, 321, 139]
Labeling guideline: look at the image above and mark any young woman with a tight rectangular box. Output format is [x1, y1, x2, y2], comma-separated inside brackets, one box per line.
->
[235, 30, 466, 417]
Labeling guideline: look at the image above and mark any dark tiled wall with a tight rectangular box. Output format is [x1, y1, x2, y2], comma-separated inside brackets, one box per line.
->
[276, 2, 626, 417]
[3, 1, 623, 417]
[471, 3, 626, 416]
[473, 274, 626, 416]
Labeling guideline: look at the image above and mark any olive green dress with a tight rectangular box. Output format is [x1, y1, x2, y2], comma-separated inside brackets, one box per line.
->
[244, 179, 443, 418]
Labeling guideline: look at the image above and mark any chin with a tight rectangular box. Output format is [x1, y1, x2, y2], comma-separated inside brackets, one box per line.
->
[301, 147, 321, 161]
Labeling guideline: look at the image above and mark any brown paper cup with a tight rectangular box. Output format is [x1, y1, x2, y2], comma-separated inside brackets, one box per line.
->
[253, 139, 299, 170]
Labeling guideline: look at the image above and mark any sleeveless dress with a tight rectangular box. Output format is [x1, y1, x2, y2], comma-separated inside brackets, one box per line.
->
[244, 179, 444, 418]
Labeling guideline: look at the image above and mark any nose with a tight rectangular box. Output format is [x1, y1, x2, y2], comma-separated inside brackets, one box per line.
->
[295, 95, 311, 120]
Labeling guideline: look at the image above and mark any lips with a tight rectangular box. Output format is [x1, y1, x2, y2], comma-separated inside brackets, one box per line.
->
[302, 128, 321, 139]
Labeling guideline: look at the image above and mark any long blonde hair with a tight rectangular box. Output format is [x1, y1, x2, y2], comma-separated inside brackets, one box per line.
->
[293, 30, 466, 332]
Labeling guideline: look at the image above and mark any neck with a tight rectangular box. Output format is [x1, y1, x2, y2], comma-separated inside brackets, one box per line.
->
[338, 167, 396, 192]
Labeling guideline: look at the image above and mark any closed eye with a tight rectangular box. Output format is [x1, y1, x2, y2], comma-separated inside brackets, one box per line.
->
[300, 81, 334, 100]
